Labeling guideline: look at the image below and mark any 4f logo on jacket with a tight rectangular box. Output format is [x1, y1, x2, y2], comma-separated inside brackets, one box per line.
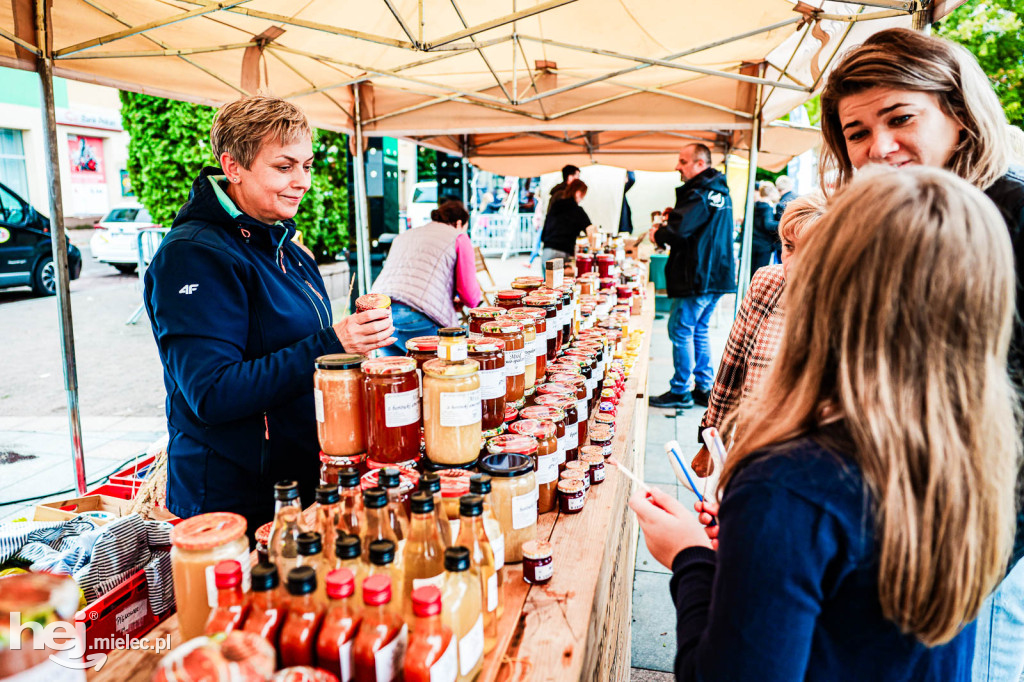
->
[708, 191, 726, 209]
[178, 284, 199, 295]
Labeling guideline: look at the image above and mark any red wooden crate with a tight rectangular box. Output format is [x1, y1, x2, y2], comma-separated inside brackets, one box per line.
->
[76, 569, 166, 656]
[107, 454, 156, 487]
[85, 483, 140, 500]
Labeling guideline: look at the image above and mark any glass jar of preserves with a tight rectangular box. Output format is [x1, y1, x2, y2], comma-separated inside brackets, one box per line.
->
[506, 313, 537, 396]
[314, 353, 368, 457]
[548, 371, 589, 445]
[531, 290, 564, 352]
[437, 327, 468, 362]
[508, 419, 558, 513]
[558, 290, 573, 343]
[467, 338, 506, 436]
[434, 469, 473, 531]
[558, 479, 585, 514]
[511, 275, 544, 292]
[596, 253, 615, 278]
[467, 306, 504, 335]
[480, 317, 525, 408]
[363, 357, 421, 465]
[508, 307, 547, 381]
[406, 336, 440, 372]
[356, 293, 392, 312]
[522, 296, 559, 361]
[170, 512, 251, 641]
[477, 452, 537, 563]
[521, 540, 553, 585]
[495, 289, 526, 311]
[580, 444, 606, 462]
[575, 253, 593, 275]
[422, 359, 482, 467]
[535, 394, 578, 462]
[564, 461, 591, 491]
[519, 405, 566, 471]
[320, 452, 367, 485]
[580, 452, 605, 485]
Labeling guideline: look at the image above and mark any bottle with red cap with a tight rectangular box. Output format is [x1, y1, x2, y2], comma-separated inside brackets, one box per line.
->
[279, 566, 326, 668]
[352, 574, 408, 682]
[316, 568, 363, 682]
[203, 559, 250, 636]
[403, 586, 456, 682]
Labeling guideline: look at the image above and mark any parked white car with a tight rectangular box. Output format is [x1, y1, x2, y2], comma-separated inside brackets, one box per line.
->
[89, 205, 158, 273]
[405, 182, 437, 229]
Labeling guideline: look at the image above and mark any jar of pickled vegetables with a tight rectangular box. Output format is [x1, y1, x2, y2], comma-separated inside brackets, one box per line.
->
[422, 359, 482, 467]
[467, 338, 506, 436]
[480, 317, 525, 408]
[363, 356, 421, 464]
[314, 353, 367, 457]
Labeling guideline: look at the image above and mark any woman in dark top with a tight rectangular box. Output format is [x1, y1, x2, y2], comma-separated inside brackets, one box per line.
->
[750, 181, 780, 280]
[630, 166, 1020, 681]
[540, 178, 594, 264]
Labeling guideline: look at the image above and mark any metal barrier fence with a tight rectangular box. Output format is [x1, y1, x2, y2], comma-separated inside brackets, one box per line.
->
[470, 213, 540, 256]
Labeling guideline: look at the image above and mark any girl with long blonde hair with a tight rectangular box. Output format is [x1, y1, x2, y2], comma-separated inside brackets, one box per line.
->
[630, 166, 1019, 681]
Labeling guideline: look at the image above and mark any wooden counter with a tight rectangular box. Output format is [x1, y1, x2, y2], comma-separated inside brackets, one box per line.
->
[93, 289, 655, 682]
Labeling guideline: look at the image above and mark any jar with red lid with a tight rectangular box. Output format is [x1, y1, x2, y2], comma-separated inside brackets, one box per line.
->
[508, 308, 547, 382]
[481, 317, 525, 408]
[535, 381, 575, 400]
[575, 253, 593, 275]
[519, 405, 567, 471]
[320, 452, 367, 485]
[432, 468, 473, 526]
[363, 356, 421, 465]
[506, 312, 538, 396]
[406, 336, 440, 371]
[522, 296, 559, 360]
[509, 419, 558, 513]
[356, 293, 392, 312]
[531, 289, 564, 352]
[558, 479, 585, 514]
[547, 373, 588, 447]
[595, 253, 615, 278]
[503, 404, 519, 428]
[467, 337, 506, 435]
[535, 394, 578, 462]
[599, 277, 617, 291]
[496, 289, 526, 311]
[521, 540, 553, 584]
[616, 285, 633, 306]
[468, 306, 505, 334]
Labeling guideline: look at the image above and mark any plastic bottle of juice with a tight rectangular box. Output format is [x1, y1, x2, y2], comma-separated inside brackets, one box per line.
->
[403, 585, 456, 682]
[316, 568, 362, 682]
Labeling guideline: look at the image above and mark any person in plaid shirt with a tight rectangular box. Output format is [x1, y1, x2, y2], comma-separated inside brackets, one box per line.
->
[695, 194, 827, 455]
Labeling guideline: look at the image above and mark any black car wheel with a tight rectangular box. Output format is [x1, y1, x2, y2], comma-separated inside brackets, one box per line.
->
[113, 263, 137, 275]
[31, 256, 56, 296]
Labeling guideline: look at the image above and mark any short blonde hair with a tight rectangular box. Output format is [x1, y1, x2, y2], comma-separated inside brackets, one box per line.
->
[777, 192, 826, 246]
[757, 181, 776, 199]
[211, 96, 312, 170]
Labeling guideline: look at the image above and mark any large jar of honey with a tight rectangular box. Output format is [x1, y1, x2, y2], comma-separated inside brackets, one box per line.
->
[363, 356, 421, 464]
[477, 450, 537, 563]
[467, 337, 506, 435]
[480, 317, 525, 409]
[422, 359, 482, 467]
[314, 353, 367, 457]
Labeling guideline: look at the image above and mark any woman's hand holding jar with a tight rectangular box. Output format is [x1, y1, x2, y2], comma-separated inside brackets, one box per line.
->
[333, 308, 396, 354]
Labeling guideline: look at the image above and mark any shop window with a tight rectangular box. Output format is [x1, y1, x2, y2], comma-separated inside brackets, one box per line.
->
[0, 128, 30, 201]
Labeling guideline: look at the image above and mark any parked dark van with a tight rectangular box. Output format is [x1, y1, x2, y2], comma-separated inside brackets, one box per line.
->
[0, 180, 82, 296]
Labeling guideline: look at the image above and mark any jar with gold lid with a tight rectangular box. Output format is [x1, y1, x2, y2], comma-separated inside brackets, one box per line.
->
[437, 327, 468, 362]
[314, 353, 367, 457]
[422, 358, 482, 467]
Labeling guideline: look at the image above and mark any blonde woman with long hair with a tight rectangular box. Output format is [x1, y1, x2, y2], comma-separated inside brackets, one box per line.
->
[630, 166, 1020, 681]
[818, 27, 1024, 681]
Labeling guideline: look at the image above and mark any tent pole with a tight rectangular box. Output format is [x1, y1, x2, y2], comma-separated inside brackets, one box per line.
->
[735, 75, 764, 313]
[352, 84, 371, 296]
[35, 0, 86, 495]
[461, 135, 469, 206]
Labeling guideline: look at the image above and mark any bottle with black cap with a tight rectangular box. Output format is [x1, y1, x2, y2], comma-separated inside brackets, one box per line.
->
[402, 492, 446, 618]
[367, 539, 404, 616]
[362, 487, 399, 557]
[378, 466, 412, 542]
[334, 533, 367, 605]
[441, 547, 484, 681]
[419, 472, 453, 547]
[337, 466, 364, 537]
[269, 479, 303, 576]
[296, 531, 328, 603]
[242, 562, 287, 643]
[470, 473, 505, 604]
[279, 565, 325, 667]
[313, 485, 341, 564]
[453, 495, 498, 654]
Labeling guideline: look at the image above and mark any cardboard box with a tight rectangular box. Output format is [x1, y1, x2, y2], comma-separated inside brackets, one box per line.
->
[34, 494, 177, 525]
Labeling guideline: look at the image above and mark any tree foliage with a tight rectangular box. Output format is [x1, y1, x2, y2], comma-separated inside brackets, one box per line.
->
[937, 0, 1024, 128]
[119, 91, 350, 263]
[417, 146, 437, 181]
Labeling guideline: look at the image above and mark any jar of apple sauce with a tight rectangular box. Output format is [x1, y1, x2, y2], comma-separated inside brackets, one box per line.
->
[480, 317, 525, 409]
[519, 405, 567, 472]
[363, 356, 421, 465]
[422, 358, 482, 467]
[467, 306, 505, 335]
[508, 419, 558, 513]
[314, 353, 368, 457]
[535, 394, 578, 462]
[170, 512, 251, 641]
[477, 452, 537, 563]
[506, 313, 537, 396]
[495, 289, 526, 311]
[467, 338, 506, 436]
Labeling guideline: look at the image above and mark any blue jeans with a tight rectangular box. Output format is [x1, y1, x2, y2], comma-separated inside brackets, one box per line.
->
[972, 556, 1024, 681]
[379, 302, 439, 356]
[667, 294, 722, 395]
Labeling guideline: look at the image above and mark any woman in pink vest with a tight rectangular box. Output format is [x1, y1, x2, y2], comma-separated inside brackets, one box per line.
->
[372, 199, 483, 353]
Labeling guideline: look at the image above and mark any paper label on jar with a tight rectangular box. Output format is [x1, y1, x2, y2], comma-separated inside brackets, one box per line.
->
[537, 452, 559, 484]
[459, 615, 485, 676]
[479, 368, 505, 400]
[314, 387, 325, 423]
[577, 399, 588, 422]
[430, 638, 458, 682]
[511, 488, 538, 530]
[566, 422, 579, 447]
[592, 466, 606, 482]
[438, 343, 468, 362]
[338, 638, 354, 682]
[567, 494, 585, 511]
[504, 348, 526, 377]
[440, 388, 482, 427]
[486, 571, 499, 612]
[490, 532, 505, 571]
[547, 323, 557, 342]
[205, 545, 252, 607]
[534, 560, 554, 582]
[413, 573, 447, 591]
[556, 437, 567, 463]
[385, 388, 420, 427]
[374, 623, 408, 682]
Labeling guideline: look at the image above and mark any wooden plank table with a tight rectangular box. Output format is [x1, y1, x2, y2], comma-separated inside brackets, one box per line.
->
[92, 287, 655, 682]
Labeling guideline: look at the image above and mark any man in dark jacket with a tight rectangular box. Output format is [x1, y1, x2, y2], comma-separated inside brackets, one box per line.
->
[648, 144, 736, 409]
[773, 175, 796, 220]
[547, 164, 580, 212]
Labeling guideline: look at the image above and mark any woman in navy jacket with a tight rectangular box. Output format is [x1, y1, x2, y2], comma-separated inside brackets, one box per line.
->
[144, 96, 395, 531]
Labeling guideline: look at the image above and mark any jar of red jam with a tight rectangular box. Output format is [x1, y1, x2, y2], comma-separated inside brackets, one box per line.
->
[580, 452, 605, 484]
[509, 419, 558, 513]
[522, 296, 559, 361]
[467, 338, 506, 436]
[595, 253, 615, 278]
[363, 356, 421, 465]
[564, 460, 591, 490]
[558, 479, 585, 514]
[519, 405, 566, 472]
[521, 540, 553, 584]
[594, 413, 616, 434]
[546, 373, 588, 446]
[496, 289, 526, 311]
[468, 306, 505, 335]
[535, 394, 578, 462]
[599, 277, 616, 292]
[481, 317, 526, 408]
[587, 424, 614, 453]
[575, 253, 593, 275]
[616, 285, 633, 306]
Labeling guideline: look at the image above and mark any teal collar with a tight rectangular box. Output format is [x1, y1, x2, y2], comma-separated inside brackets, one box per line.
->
[209, 175, 284, 226]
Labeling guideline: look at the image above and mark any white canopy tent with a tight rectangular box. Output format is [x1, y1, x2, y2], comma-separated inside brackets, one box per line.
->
[0, 0, 958, 491]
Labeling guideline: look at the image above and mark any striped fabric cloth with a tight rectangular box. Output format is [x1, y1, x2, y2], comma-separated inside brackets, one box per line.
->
[699, 264, 787, 440]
